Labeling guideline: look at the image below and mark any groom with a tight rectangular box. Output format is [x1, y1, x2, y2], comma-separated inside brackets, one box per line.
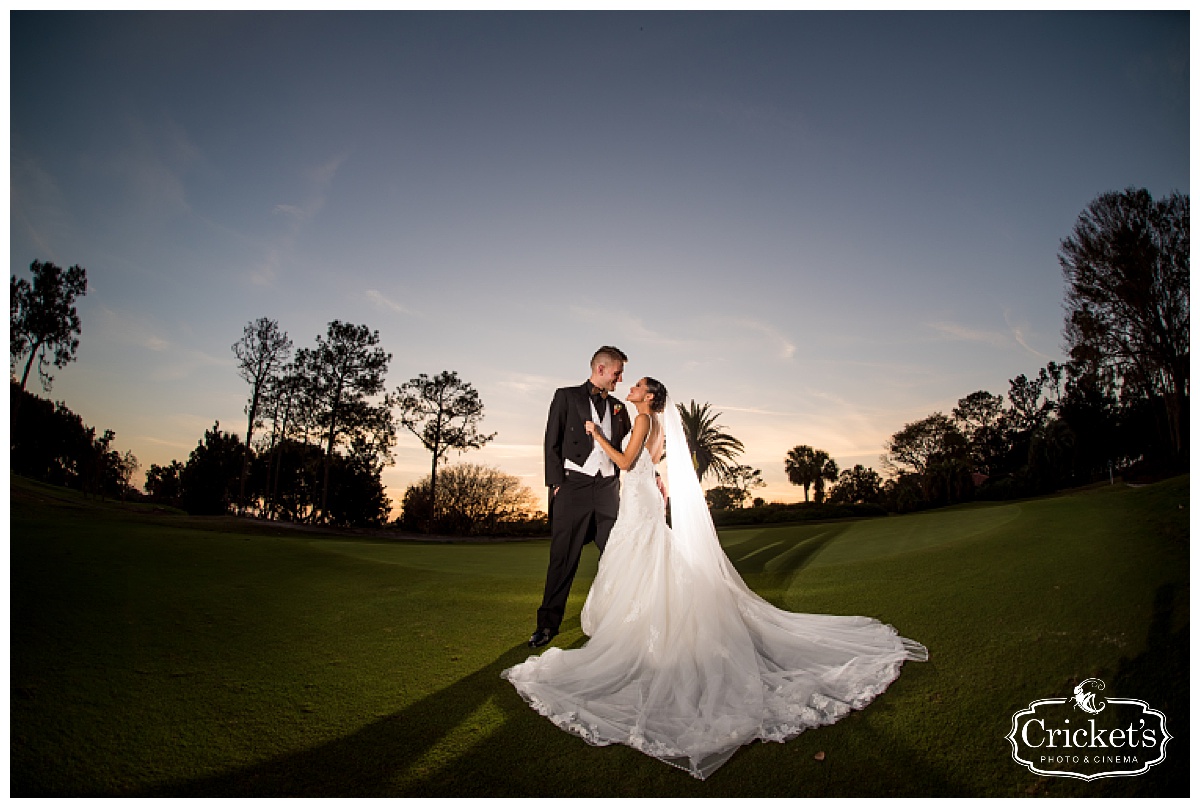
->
[529, 345, 632, 648]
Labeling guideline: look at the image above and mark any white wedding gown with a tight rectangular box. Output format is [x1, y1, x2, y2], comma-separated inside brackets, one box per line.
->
[503, 419, 928, 780]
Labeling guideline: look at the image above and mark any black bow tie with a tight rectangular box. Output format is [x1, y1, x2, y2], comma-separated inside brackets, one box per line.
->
[590, 388, 608, 416]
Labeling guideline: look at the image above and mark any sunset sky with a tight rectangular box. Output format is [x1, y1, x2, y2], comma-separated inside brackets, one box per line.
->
[9, 11, 1189, 508]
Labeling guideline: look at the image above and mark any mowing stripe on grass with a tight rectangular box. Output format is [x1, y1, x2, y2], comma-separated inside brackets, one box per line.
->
[807, 503, 1023, 566]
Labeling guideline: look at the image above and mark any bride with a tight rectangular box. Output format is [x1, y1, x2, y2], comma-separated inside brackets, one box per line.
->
[502, 377, 928, 780]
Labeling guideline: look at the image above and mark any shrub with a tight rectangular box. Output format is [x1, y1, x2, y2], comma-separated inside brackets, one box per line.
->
[399, 463, 544, 536]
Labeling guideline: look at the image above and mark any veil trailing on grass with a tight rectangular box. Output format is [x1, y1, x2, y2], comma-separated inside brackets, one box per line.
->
[503, 391, 928, 780]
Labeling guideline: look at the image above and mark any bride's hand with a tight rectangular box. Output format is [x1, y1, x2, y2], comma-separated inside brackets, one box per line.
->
[584, 420, 597, 437]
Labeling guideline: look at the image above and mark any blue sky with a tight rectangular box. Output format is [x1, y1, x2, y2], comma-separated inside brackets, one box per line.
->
[9, 11, 1189, 506]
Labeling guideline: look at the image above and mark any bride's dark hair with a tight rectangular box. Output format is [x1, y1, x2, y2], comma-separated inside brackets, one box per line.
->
[643, 377, 668, 413]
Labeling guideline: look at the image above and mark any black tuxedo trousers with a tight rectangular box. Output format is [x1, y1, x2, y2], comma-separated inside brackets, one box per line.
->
[537, 470, 620, 632]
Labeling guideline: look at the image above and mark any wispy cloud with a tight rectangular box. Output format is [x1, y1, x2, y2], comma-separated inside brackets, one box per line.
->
[568, 306, 701, 352]
[366, 289, 415, 317]
[926, 320, 1011, 348]
[99, 114, 200, 216]
[496, 373, 569, 396]
[250, 248, 283, 287]
[250, 152, 349, 286]
[1003, 309, 1056, 361]
[272, 153, 347, 225]
[96, 305, 172, 352]
[149, 348, 230, 382]
[478, 442, 541, 460]
[272, 204, 307, 220]
[11, 155, 70, 260]
[926, 313, 1057, 363]
[138, 435, 196, 451]
[713, 316, 797, 360]
[95, 305, 229, 381]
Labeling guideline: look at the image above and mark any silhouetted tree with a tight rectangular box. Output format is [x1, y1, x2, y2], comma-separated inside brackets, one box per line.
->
[324, 451, 391, 527]
[395, 371, 495, 524]
[923, 456, 975, 506]
[881, 473, 925, 514]
[1007, 365, 1059, 435]
[1056, 361, 1121, 478]
[10, 259, 88, 393]
[704, 485, 743, 510]
[263, 438, 325, 523]
[259, 360, 310, 518]
[11, 382, 91, 485]
[783, 445, 837, 502]
[811, 450, 839, 504]
[1059, 188, 1189, 462]
[999, 365, 1064, 480]
[302, 321, 393, 523]
[953, 390, 1008, 475]
[114, 449, 140, 501]
[180, 422, 245, 515]
[10, 381, 137, 498]
[829, 464, 884, 505]
[145, 460, 184, 507]
[715, 464, 766, 508]
[784, 445, 818, 502]
[232, 317, 292, 513]
[677, 400, 744, 482]
[881, 413, 964, 478]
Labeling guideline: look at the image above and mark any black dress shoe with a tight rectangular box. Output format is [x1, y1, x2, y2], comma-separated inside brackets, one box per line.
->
[528, 628, 557, 648]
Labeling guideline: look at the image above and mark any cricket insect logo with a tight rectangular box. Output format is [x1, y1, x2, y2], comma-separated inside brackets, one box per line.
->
[1070, 678, 1106, 715]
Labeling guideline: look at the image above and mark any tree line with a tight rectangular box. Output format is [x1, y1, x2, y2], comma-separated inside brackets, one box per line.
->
[9, 261, 141, 501]
[142, 318, 534, 531]
[772, 187, 1189, 514]
[8, 264, 538, 532]
[681, 188, 1187, 519]
[10, 188, 1187, 528]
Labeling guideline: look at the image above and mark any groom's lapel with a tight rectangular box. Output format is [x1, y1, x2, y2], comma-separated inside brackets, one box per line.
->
[573, 382, 593, 426]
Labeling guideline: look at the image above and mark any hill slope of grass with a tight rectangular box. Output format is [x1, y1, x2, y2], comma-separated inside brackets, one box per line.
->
[11, 475, 1188, 796]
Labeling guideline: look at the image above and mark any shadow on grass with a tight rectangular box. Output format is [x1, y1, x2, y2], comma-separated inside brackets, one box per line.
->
[135, 607, 949, 797]
[137, 640, 548, 797]
[135, 611, 639, 798]
[1108, 582, 1189, 796]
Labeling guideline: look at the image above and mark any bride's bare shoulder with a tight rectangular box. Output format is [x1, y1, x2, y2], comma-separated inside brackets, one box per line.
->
[649, 415, 665, 463]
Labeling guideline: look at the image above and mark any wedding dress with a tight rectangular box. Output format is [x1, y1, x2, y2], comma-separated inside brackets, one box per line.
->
[502, 397, 928, 780]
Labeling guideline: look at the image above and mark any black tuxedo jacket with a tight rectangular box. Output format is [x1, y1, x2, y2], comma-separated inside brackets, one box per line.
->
[544, 381, 633, 488]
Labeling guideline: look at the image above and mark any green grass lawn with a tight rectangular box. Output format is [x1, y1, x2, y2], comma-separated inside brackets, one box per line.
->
[10, 475, 1189, 796]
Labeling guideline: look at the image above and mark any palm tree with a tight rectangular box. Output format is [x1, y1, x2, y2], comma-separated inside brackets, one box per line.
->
[812, 450, 839, 504]
[784, 445, 817, 501]
[676, 400, 745, 482]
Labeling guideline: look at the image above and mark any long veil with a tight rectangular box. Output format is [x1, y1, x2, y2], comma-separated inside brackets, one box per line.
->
[662, 394, 720, 568]
[661, 395, 774, 600]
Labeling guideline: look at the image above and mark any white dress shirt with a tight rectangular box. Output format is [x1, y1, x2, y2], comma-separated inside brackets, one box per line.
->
[564, 396, 615, 477]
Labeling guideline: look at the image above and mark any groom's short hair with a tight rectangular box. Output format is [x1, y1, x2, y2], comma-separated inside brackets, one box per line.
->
[591, 345, 628, 368]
